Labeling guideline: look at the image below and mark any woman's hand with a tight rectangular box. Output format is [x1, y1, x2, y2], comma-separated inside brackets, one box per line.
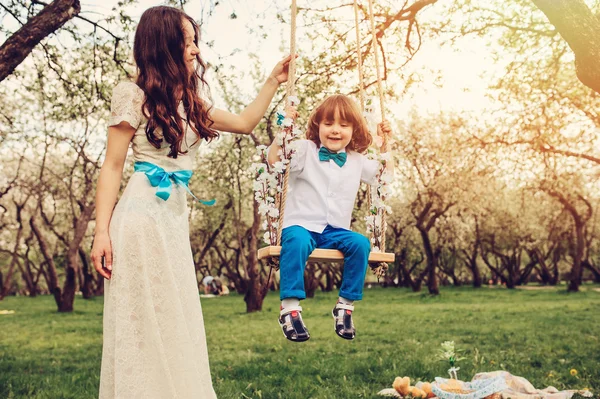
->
[268, 54, 298, 84]
[91, 232, 113, 280]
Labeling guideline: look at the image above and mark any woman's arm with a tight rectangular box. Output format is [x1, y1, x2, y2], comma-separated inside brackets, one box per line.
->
[210, 54, 294, 134]
[90, 122, 135, 279]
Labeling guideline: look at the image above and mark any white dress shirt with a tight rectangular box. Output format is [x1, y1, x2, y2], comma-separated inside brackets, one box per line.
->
[278, 140, 380, 233]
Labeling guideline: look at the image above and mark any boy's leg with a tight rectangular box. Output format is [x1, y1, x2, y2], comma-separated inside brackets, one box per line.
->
[278, 225, 316, 342]
[318, 226, 370, 339]
[318, 226, 370, 301]
[279, 225, 316, 301]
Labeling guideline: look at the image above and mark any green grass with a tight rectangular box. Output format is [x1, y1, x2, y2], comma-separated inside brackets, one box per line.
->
[1, 286, 599, 398]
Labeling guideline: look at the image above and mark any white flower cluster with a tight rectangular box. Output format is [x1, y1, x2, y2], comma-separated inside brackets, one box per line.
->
[362, 98, 392, 253]
[365, 147, 393, 252]
[439, 340, 457, 360]
[252, 96, 302, 245]
[363, 98, 380, 135]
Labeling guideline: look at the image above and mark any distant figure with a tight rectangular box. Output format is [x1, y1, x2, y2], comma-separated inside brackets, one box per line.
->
[202, 276, 227, 296]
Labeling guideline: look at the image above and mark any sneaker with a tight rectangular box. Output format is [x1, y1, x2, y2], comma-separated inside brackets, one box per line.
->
[278, 306, 310, 342]
[332, 302, 355, 340]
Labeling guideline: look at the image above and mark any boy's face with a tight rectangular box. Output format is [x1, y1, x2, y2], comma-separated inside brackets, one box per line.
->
[318, 109, 353, 153]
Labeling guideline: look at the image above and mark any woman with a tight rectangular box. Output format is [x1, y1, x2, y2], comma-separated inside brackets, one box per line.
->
[91, 6, 292, 398]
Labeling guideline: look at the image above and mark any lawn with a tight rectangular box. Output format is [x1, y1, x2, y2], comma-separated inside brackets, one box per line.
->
[1, 286, 599, 399]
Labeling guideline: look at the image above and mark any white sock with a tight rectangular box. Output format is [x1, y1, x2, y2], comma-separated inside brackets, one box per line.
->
[281, 298, 300, 310]
[337, 297, 354, 306]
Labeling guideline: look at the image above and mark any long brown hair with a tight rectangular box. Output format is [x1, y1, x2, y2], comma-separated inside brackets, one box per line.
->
[134, 6, 218, 158]
[306, 95, 372, 153]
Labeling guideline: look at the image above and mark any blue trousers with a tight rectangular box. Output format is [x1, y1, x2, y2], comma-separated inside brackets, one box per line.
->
[279, 225, 371, 301]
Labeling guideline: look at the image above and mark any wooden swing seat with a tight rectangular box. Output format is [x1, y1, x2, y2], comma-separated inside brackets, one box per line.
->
[257, 245, 395, 263]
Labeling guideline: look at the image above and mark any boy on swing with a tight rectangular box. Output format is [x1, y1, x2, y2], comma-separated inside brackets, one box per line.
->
[267, 94, 392, 342]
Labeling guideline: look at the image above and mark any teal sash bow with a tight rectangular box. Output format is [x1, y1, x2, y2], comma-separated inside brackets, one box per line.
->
[318, 146, 347, 167]
[134, 161, 216, 206]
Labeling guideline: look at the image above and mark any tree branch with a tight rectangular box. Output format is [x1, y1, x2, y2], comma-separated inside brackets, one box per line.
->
[532, 0, 600, 94]
[0, 0, 81, 82]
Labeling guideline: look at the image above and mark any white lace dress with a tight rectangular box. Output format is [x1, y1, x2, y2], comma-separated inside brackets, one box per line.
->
[99, 82, 217, 399]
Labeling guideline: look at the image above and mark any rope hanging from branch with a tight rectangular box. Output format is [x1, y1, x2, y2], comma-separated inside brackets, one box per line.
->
[276, 0, 298, 247]
[355, 0, 391, 277]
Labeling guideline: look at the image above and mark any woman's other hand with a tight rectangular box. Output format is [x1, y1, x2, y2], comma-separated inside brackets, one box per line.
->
[91, 232, 113, 280]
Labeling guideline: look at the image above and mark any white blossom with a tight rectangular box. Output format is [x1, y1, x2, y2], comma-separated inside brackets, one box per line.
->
[258, 203, 270, 216]
[288, 95, 300, 106]
[273, 161, 286, 174]
[263, 232, 271, 245]
[380, 152, 392, 161]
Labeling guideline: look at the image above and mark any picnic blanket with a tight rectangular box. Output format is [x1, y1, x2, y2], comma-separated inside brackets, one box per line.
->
[378, 371, 593, 399]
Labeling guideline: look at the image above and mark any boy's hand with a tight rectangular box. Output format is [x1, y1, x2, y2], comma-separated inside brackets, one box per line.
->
[376, 120, 392, 149]
[284, 105, 298, 120]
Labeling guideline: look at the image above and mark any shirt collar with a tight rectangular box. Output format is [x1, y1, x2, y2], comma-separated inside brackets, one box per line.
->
[318, 144, 346, 154]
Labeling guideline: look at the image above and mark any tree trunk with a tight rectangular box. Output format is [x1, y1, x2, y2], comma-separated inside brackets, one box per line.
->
[0, 0, 81, 82]
[505, 258, 516, 289]
[59, 204, 95, 311]
[30, 215, 63, 308]
[304, 263, 319, 298]
[418, 227, 439, 295]
[324, 266, 338, 292]
[470, 255, 482, 288]
[0, 203, 26, 299]
[463, 245, 482, 288]
[79, 248, 94, 299]
[531, 249, 554, 285]
[532, 0, 600, 95]
[244, 200, 266, 312]
[16, 258, 36, 297]
[582, 260, 600, 283]
[568, 223, 585, 292]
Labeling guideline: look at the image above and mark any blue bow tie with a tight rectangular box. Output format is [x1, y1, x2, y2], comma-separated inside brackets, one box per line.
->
[134, 161, 215, 206]
[318, 147, 347, 167]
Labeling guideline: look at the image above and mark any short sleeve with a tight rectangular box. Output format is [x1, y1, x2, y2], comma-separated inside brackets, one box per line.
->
[109, 81, 144, 130]
[361, 156, 381, 186]
[288, 140, 310, 172]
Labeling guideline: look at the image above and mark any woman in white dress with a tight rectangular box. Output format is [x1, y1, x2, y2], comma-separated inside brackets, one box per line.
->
[90, 6, 293, 398]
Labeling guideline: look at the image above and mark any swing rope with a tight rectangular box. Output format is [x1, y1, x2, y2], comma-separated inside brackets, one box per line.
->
[276, 0, 298, 247]
[353, 0, 366, 112]
[354, 0, 375, 257]
[366, 0, 389, 253]
[354, 0, 389, 270]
